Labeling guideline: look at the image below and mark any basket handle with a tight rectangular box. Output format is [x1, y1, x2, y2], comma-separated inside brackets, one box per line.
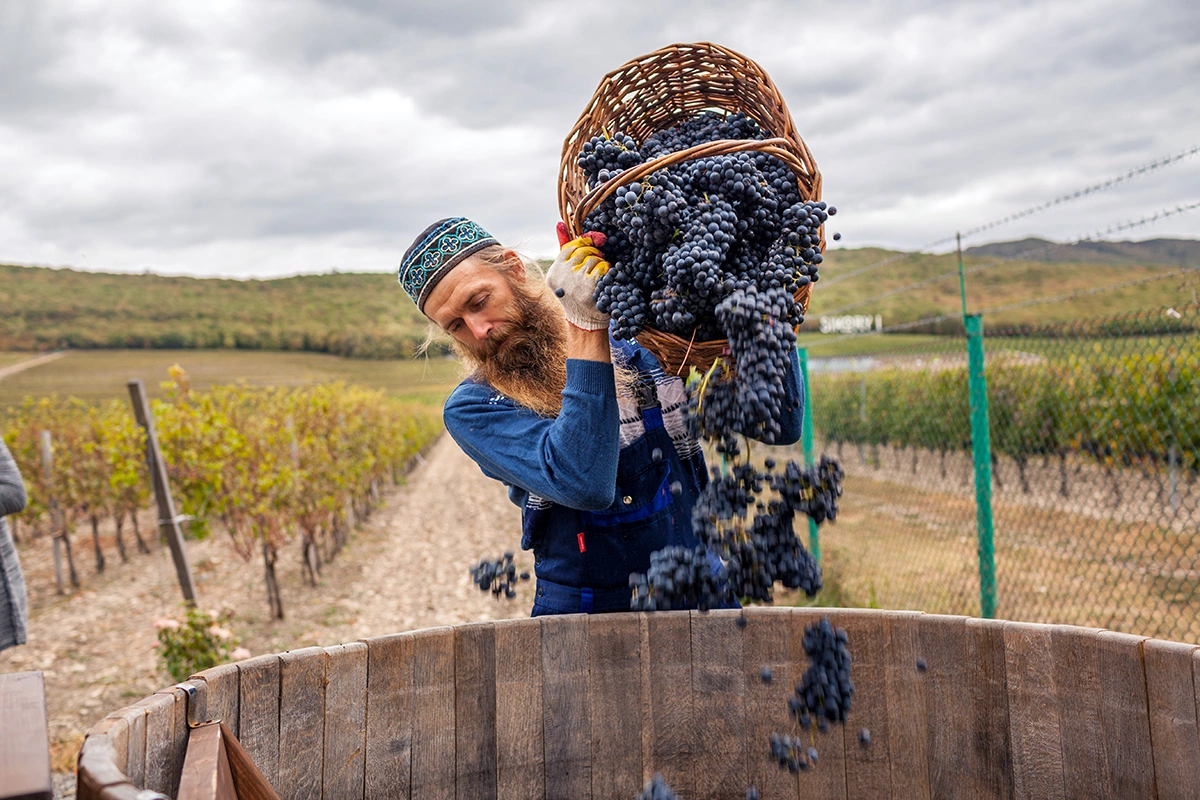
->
[565, 137, 818, 238]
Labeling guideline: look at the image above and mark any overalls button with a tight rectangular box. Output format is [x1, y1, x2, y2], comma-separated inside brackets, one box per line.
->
[623, 495, 633, 505]
[537, 587, 544, 597]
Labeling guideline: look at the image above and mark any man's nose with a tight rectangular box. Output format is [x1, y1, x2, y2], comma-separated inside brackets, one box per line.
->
[466, 317, 493, 342]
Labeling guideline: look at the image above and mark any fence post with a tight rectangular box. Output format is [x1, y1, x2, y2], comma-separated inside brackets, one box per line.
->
[127, 379, 197, 606]
[39, 431, 65, 596]
[965, 315, 997, 618]
[798, 347, 820, 563]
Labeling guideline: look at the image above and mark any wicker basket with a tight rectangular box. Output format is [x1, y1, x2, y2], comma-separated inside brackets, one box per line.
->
[558, 42, 823, 376]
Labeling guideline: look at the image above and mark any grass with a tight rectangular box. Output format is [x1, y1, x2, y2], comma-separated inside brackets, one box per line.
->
[817, 469, 1200, 644]
[0, 349, 465, 410]
[796, 333, 945, 357]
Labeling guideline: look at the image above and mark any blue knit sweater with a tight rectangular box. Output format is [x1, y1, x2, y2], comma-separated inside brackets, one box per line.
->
[445, 359, 621, 511]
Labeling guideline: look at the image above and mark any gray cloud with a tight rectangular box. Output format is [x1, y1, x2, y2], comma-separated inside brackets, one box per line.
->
[0, 0, 1197, 280]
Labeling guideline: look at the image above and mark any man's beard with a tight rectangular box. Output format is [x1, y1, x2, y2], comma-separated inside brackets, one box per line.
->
[450, 275, 568, 417]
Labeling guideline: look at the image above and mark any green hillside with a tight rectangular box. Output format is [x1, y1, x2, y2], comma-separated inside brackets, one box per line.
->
[0, 265, 434, 358]
[3, 237, 1196, 358]
[803, 239, 1197, 336]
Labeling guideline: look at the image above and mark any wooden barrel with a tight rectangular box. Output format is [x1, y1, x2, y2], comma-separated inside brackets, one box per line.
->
[76, 609, 1200, 799]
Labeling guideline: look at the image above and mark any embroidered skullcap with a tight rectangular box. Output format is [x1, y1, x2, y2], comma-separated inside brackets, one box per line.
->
[398, 217, 500, 313]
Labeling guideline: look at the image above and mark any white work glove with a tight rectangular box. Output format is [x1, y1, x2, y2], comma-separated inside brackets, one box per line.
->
[545, 225, 611, 331]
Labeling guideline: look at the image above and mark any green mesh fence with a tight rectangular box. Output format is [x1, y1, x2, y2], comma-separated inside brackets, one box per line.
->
[805, 304, 1200, 643]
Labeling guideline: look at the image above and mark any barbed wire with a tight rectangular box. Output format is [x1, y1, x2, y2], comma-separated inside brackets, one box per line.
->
[818, 200, 1200, 316]
[821, 144, 1200, 288]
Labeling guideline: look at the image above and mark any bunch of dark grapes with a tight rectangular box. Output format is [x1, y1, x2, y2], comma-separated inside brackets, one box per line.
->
[792, 617, 854, 729]
[688, 455, 832, 602]
[636, 774, 681, 800]
[771, 456, 845, 524]
[468, 552, 530, 599]
[768, 617, 853, 774]
[629, 544, 732, 612]
[579, 110, 835, 351]
[769, 732, 819, 773]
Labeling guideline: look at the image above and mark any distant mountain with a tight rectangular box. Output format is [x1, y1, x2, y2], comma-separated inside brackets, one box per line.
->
[965, 238, 1200, 267]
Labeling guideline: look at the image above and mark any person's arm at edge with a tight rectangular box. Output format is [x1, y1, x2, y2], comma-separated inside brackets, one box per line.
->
[0, 441, 28, 517]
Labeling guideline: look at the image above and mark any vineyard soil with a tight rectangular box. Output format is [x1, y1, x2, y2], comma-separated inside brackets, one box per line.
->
[0, 433, 529, 796]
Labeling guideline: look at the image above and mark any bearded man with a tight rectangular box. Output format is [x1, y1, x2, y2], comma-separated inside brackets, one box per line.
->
[398, 217, 804, 616]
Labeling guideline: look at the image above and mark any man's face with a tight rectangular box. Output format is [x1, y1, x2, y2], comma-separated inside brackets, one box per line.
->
[423, 252, 569, 416]
[424, 255, 526, 359]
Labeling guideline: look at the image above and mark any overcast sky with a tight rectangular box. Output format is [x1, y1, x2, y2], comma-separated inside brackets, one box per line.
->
[2, 0, 1197, 279]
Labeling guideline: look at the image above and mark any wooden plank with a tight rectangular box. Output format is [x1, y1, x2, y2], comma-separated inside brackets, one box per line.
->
[494, 619, 544, 800]
[739, 608, 799, 800]
[177, 723, 236, 800]
[691, 609, 746, 799]
[641, 611, 693, 797]
[588, 614, 643, 800]
[110, 705, 147, 789]
[138, 692, 178, 796]
[1144, 639, 1200, 800]
[153, 686, 191, 798]
[884, 611, 930, 799]
[541, 614, 590, 800]
[839, 612, 892, 800]
[1097, 631, 1155, 797]
[0, 672, 53, 800]
[363, 633, 414, 800]
[793, 609, 848, 800]
[1004, 622, 1066, 800]
[221, 722, 283, 800]
[455, 622, 498, 800]
[278, 647, 328, 800]
[236, 654, 281, 790]
[193, 663, 241, 738]
[964, 617, 1013, 800]
[77, 724, 130, 800]
[323, 643, 368, 800]
[918, 615, 979, 799]
[411, 627, 457, 800]
[1048, 625, 1106, 800]
[97, 782, 147, 800]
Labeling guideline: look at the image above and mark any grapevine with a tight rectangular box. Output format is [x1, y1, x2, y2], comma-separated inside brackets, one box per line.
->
[1, 371, 443, 616]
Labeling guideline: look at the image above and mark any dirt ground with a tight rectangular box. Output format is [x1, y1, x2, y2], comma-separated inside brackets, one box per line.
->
[0, 433, 532, 796]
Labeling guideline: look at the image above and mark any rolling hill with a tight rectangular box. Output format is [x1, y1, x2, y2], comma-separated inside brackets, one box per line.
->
[3, 237, 1196, 357]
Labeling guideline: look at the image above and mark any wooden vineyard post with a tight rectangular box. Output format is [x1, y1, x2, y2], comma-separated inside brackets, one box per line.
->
[128, 379, 198, 606]
[39, 430, 77, 593]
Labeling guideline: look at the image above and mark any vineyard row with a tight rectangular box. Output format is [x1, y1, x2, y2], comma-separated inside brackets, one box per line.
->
[811, 342, 1200, 492]
[2, 369, 444, 617]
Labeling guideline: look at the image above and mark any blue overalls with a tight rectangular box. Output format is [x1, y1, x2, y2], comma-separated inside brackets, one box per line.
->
[524, 393, 708, 616]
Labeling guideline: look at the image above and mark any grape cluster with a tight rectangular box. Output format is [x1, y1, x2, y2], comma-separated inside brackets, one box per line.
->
[770, 455, 845, 525]
[577, 111, 834, 354]
[468, 552, 530, 599]
[769, 732, 819, 773]
[768, 617, 854, 774]
[793, 617, 854, 728]
[629, 544, 731, 611]
[688, 456, 834, 603]
[636, 773, 681, 800]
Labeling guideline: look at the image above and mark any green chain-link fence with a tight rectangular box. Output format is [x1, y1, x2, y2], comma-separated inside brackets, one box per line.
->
[804, 303, 1200, 643]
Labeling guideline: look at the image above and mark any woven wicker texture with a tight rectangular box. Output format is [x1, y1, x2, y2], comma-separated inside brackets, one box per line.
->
[557, 42, 823, 376]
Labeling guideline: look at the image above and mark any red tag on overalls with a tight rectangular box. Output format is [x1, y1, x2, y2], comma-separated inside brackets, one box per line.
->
[577, 532, 587, 553]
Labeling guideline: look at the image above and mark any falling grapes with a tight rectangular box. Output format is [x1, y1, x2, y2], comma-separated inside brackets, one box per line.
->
[636, 773, 681, 800]
[468, 552, 529, 599]
[770, 616, 854, 772]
